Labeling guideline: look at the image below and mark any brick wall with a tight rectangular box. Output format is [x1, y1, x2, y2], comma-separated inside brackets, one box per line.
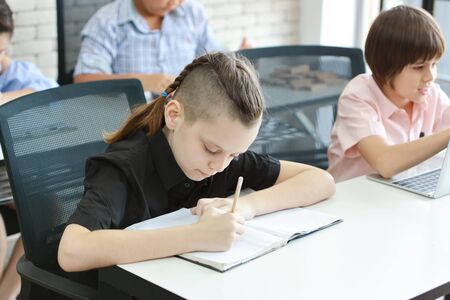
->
[202, 0, 300, 49]
[9, 0, 300, 81]
[9, 0, 58, 79]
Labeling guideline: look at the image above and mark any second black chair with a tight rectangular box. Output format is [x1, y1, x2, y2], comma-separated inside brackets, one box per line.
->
[239, 45, 365, 169]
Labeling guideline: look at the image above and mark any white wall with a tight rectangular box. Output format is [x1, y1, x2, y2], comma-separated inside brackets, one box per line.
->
[434, 1, 450, 79]
[203, 0, 300, 50]
[9, 0, 58, 79]
[9, 0, 301, 81]
[298, 0, 380, 50]
[298, 0, 322, 45]
[321, 0, 357, 47]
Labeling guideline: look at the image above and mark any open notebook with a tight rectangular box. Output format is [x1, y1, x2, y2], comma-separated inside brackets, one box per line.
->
[127, 207, 342, 272]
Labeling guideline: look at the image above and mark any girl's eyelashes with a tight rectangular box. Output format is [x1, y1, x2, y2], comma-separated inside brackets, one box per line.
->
[204, 145, 218, 154]
[204, 144, 240, 158]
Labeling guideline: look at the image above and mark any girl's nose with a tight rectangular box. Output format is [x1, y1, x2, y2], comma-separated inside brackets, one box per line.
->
[208, 159, 227, 173]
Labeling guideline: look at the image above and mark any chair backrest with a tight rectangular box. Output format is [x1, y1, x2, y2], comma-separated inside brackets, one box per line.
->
[238, 45, 365, 168]
[57, 0, 114, 85]
[0, 79, 146, 273]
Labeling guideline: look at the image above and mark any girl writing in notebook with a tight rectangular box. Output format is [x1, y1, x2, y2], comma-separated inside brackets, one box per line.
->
[58, 52, 335, 285]
[328, 5, 450, 182]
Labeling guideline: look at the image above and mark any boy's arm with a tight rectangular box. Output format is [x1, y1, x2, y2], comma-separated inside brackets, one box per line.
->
[1, 89, 34, 104]
[74, 73, 175, 94]
[356, 129, 450, 178]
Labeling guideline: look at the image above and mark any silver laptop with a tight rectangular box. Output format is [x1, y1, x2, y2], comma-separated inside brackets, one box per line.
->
[367, 140, 450, 199]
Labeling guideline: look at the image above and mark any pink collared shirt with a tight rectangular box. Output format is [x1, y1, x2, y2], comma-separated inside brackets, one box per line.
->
[327, 74, 450, 182]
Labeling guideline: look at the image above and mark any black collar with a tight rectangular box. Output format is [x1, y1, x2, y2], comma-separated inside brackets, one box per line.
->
[149, 130, 189, 190]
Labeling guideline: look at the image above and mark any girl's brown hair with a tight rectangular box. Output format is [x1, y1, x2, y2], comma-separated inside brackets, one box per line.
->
[0, 0, 13, 35]
[105, 52, 265, 144]
[365, 5, 445, 88]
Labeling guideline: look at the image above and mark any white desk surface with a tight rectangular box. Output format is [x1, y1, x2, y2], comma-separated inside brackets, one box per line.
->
[116, 177, 450, 300]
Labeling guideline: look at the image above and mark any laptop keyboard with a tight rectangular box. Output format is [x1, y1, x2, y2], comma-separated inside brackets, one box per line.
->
[392, 169, 441, 194]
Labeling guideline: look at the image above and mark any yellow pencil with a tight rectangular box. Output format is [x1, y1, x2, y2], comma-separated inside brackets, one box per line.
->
[231, 176, 244, 213]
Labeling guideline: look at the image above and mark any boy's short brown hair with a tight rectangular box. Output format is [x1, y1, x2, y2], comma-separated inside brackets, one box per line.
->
[0, 0, 13, 35]
[365, 5, 445, 88]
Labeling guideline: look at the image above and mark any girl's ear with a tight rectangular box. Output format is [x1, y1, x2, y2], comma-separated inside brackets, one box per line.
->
[164, 100, 184, 130]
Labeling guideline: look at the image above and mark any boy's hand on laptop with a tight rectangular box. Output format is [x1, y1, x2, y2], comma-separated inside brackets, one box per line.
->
[193, 207, 245, 252]
[192, 197, 255, 220]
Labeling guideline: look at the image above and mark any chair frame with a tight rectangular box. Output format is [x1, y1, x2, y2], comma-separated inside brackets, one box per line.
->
[238, 45, 365, 77]
[56, 0, 114, 85]
[0, 79, 146, 299]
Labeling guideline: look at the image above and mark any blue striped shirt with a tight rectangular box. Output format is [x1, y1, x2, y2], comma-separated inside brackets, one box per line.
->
[74, 0, 221, 77]
[0, 60, 57, 92]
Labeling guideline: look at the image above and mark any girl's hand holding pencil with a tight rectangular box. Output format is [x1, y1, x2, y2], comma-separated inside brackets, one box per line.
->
[191, 177, 255, 220]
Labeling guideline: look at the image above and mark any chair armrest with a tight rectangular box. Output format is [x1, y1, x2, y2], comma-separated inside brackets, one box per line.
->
[17, 256, 97, 300]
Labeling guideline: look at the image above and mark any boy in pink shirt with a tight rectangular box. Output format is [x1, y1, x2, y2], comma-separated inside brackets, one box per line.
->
[328, 5, 450, 182]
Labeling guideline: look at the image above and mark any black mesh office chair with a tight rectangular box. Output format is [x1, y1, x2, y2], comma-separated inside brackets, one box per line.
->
[57, 0, 114, 85]
[0, 79, 146, 299]
[239, 45, 365, 169]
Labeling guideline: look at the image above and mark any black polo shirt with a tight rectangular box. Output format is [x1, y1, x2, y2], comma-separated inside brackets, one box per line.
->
[68, 129, 280, 231]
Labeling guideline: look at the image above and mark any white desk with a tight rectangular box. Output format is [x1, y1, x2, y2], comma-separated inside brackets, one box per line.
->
[98, 177, 450, 300]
